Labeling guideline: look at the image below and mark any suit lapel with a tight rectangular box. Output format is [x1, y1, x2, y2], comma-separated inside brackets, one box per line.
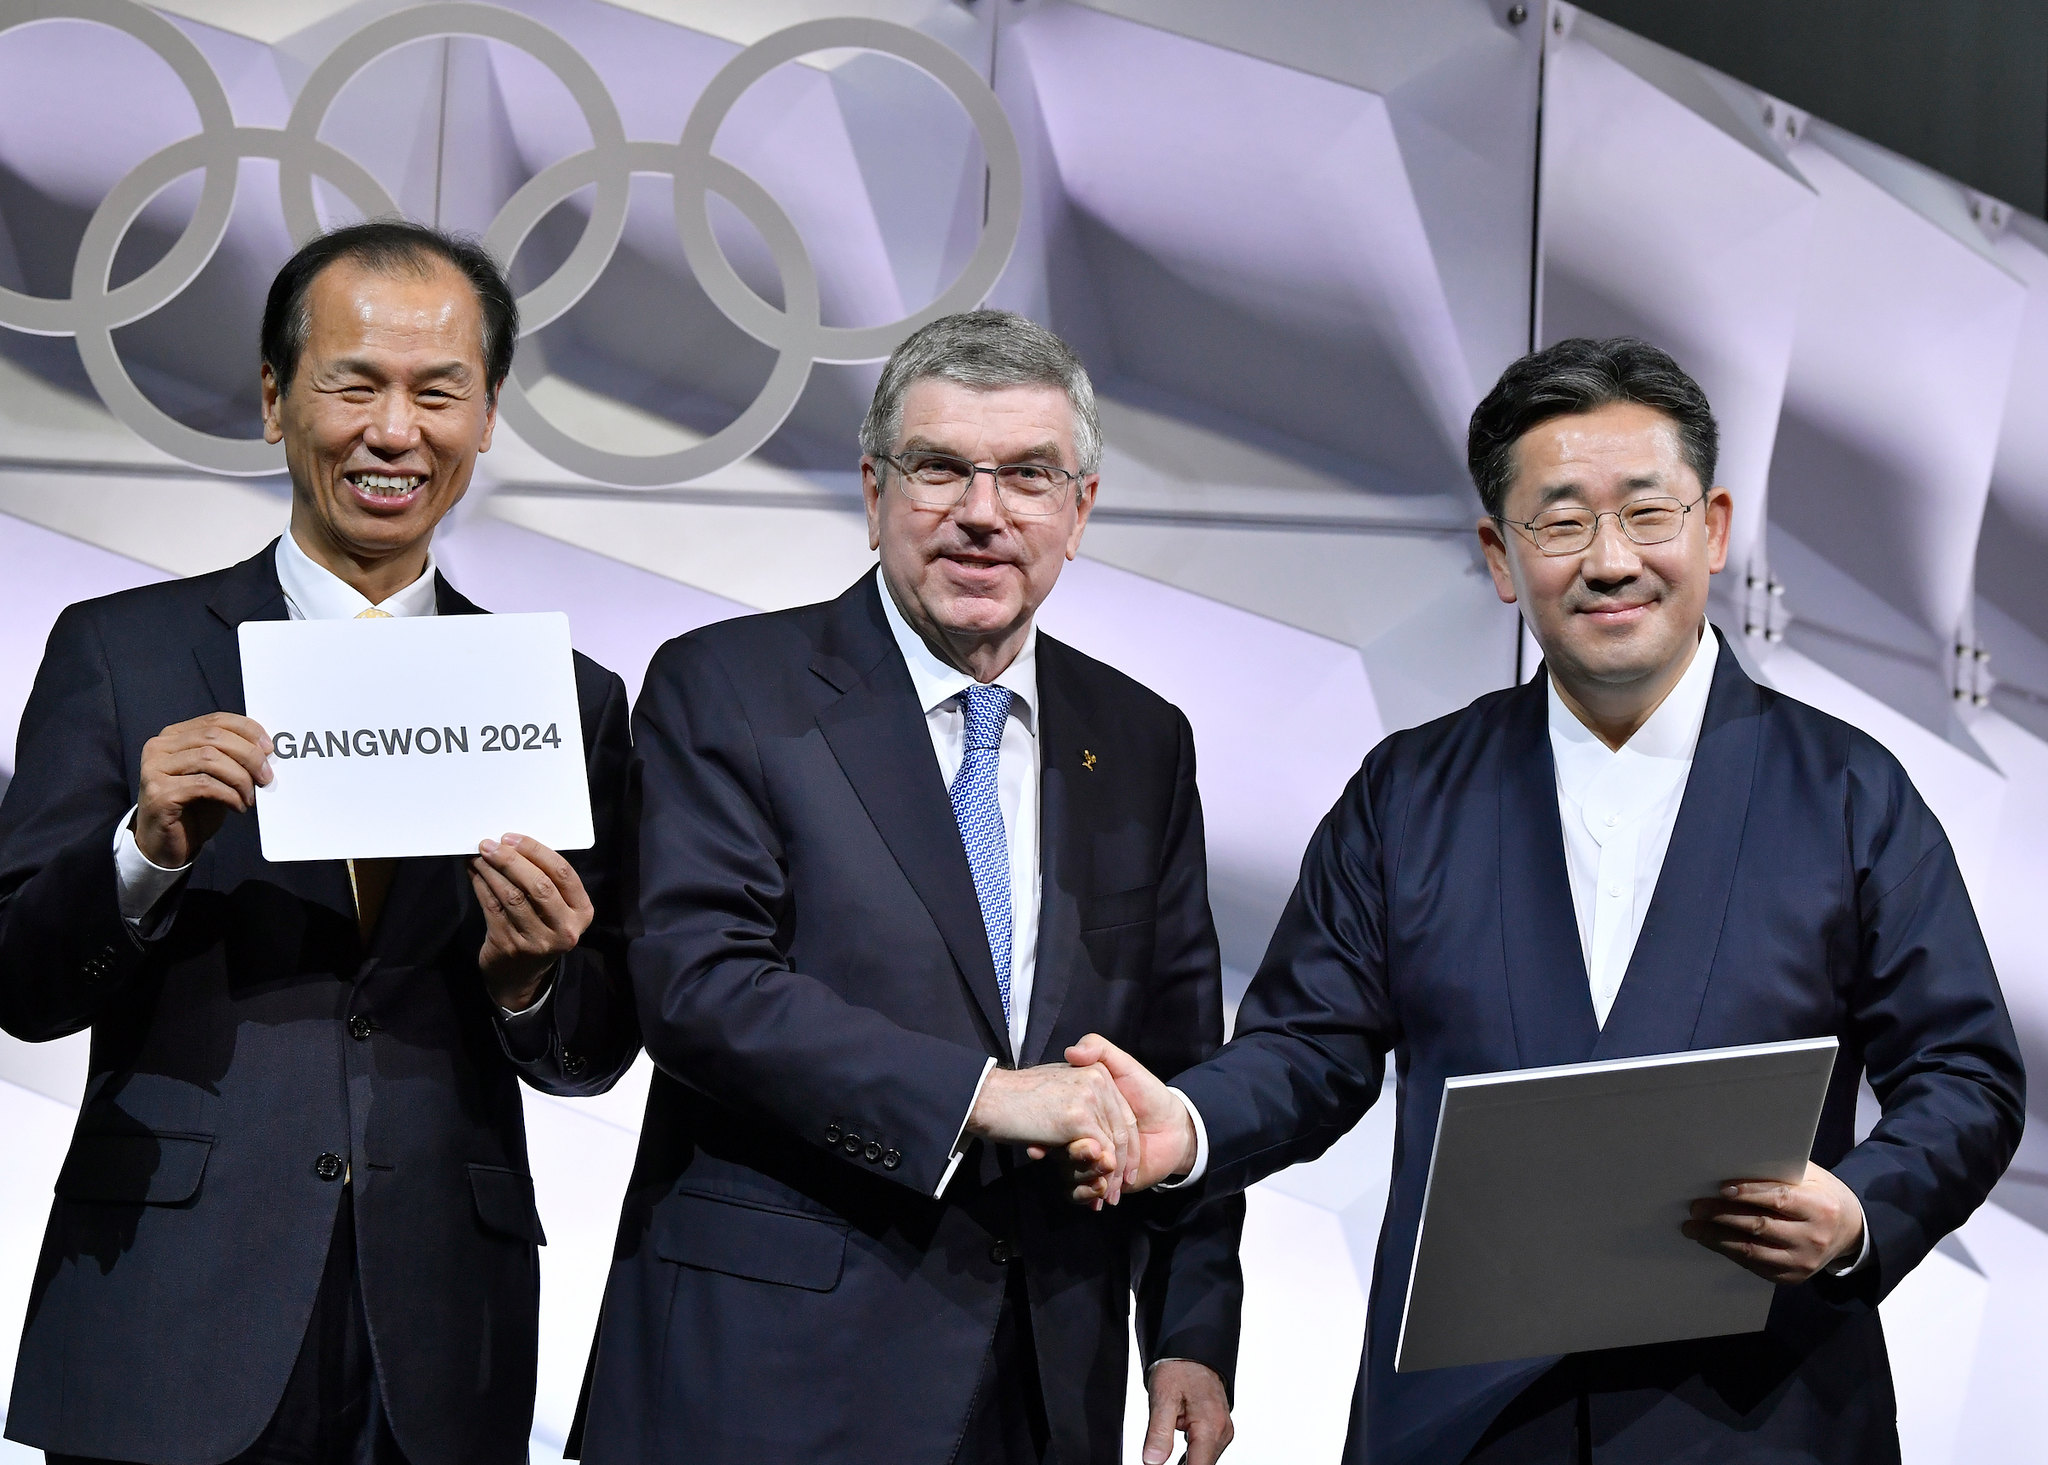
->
[1021, 644, 1085, 1068]
[196, 541, 353, 916]
[1496, 672, 1601, 1067]
[195, 540, 290, 713]
[814, 576, 1013, 1062]
[1592, 632, 1762, 1058]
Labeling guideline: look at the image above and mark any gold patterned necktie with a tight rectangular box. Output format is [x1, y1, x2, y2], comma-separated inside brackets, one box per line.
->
[348, 604, 396, 939]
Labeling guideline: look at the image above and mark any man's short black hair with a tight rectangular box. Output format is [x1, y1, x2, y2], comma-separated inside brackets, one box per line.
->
[260, 219, 518, 403]
[1467, 337, 1719, 519]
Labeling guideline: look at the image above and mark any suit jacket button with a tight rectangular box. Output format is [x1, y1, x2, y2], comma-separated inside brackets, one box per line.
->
[863, 1141, 882, 1163]
[989, 1240, 1017, 1266]
[882, 1149, 901, 1170]
[347, 1014, 374, 1041]
[562, 1051, 587, 1077]
[824, 1125, 842, 1146]
[314, 1153, 344, 1182]
[842, 1133, 863, 1155]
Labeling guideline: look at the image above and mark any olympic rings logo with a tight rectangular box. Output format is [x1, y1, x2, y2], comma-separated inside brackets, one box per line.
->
[0, 0, 1023, 485]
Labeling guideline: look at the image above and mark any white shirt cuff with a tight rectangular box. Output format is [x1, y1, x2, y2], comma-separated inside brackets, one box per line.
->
[1828, 1213, 1874, 1276]
[112, 806, 191, 936]
[1153, 1087, 1210, 1189]
[936, 1057, 999, 1198]
[496, 970, 556, 1023]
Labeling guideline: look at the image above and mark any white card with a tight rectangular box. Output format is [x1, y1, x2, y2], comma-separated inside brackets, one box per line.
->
[239, 613, 594, 862]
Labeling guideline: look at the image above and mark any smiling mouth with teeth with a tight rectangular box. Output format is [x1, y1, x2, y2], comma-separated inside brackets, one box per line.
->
[349, 472, 426, 499]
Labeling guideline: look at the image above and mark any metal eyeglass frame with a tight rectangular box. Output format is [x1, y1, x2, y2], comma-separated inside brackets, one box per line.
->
[1495, 490, 1709, 556]
[875, 451, 1083, 517]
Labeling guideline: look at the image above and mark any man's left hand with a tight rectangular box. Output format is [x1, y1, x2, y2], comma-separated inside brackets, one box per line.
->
[470, 833, 592, 1010]
[1683, 1161, 1865, 1284]
[1144, 1360, 1232, 1465]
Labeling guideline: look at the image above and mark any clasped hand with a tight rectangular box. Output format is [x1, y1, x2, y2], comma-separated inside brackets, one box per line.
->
[964, 1036, 1202, 1207]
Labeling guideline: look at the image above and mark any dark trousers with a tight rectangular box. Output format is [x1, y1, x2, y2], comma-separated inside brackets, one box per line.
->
[953, 1262, 1054, 1465]
[1464, 1358, 1591, 1465]
[51, 1193, 409, 1465]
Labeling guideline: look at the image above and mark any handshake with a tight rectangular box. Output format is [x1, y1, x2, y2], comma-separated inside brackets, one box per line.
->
[964, 1035, 1197, 1206]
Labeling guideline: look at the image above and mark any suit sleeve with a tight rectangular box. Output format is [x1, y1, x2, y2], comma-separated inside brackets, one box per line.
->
[1171, 756, 1399, 1203]
[499, 663, 642, 1096]
[627, 635, 992, 1197]
[1821, 751, 2026, 1308]
[1130, 711, 1245, 1394]
[0, 604, 153, 1041]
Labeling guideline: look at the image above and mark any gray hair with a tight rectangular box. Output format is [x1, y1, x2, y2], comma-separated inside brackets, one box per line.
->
[859, 309, 1102, 473]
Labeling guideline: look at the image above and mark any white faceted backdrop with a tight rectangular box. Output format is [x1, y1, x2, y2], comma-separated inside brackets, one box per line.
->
[0, 2, 2043, 1462]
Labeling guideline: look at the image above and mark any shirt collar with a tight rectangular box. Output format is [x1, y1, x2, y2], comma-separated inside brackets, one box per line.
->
[1547, 623, 1719, 796]
[877, 572, 1039, 733]
[275, 530, 440, 621]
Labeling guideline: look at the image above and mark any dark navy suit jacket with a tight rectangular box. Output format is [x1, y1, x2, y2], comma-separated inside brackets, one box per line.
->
[0, 543, 638, 1465]
[1173, 631, 2024, 1465]
[574, 572, 1244, 1464]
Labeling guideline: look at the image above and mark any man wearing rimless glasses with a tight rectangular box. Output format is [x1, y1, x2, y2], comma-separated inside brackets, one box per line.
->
[1067, 337, 2022, 1464]
[574, 311, 1241, 1465]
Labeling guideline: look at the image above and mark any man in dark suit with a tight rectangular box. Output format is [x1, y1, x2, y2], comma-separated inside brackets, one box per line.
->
[0, 221, 636, 1465]
[574, 310, 1243, 1465]
[1072, 338, 2026, 1464]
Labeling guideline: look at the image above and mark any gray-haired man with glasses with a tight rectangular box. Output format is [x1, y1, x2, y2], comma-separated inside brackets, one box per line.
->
[573, 310, 1243, 1465]
[1061, 337, 2021, 1465]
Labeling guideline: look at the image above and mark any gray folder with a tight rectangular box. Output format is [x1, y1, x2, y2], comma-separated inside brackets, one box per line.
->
[1395, 1036, 1840, 1373]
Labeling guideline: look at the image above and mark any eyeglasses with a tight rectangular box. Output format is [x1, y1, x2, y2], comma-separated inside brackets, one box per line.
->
[877, 451, 1083, 517]
[1496, 492, 1707, 556]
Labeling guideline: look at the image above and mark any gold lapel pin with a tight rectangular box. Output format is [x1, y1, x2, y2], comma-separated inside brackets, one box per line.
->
[1081, 749, 1098, 772]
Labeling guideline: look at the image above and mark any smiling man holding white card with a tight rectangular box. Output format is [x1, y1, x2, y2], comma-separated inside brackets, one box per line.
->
[0, 222, 636, 1465]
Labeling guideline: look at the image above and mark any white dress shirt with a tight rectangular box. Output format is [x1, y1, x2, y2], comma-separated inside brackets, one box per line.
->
[879, 581, 1215, 1196]
[878, 581, 1043, 1197]
[1548, 627, 1718, 1028]
[879, 578, 1043, 1058]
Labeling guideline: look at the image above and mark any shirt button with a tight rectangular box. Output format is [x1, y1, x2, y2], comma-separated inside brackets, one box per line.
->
[1604, 813, 1620, 827]
[1607, 883, 1624, 898]
[314, 1152, 344, 1182]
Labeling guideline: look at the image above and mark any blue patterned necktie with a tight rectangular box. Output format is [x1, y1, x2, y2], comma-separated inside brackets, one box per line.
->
[951, 683, 1016, 1027]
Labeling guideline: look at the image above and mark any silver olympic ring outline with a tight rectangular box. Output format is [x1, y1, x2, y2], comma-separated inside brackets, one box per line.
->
[0, 1, 1023, 485]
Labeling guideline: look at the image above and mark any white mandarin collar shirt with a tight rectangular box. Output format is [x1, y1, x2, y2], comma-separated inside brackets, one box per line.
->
[1547, 627, 1718, 1028]
[1547, 629, 1870, 1276]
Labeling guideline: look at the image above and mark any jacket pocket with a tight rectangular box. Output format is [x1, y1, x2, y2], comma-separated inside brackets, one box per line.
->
[653, 1189, 848, 1292]
[1080, 883, 1158, 932]
[55, 1131, 213, 1205]
[468, 1163, 547, 1244]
